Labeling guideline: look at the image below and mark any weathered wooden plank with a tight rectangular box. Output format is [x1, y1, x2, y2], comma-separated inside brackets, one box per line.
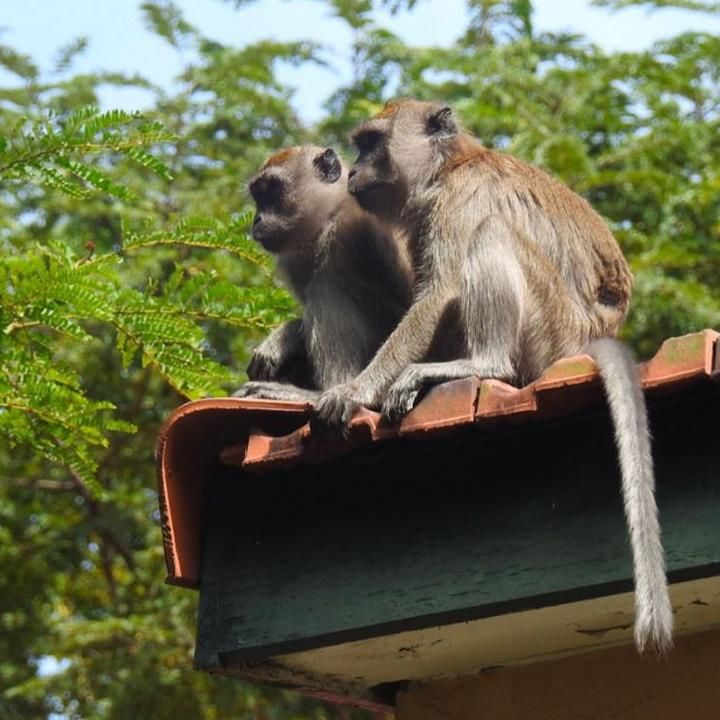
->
[395, 627, 720, 720]
[272, 576, 720, 692]
[195, 386, 720, 673]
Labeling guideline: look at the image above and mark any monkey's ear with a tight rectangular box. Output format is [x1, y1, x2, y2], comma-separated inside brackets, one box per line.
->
[313, 148, 342, 183]
[426, 105, 457, 137]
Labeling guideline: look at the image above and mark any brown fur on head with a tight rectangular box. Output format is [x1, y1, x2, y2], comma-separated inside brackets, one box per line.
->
[249, 146, 346, 254]
[371, 99, 405, 119]
[348, 99, 467, 219]
[262, 147, 299, 169]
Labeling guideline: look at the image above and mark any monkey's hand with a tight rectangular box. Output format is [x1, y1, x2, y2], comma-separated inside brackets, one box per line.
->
[313, 382, 380, 432]
[233, 381, 319, 403]
[247, 346, 291, 381]
[382, 364, 426, 421]
[383, 361, 480, 421]
[247, 319, 305, 381]
[247, 344, 304, 381]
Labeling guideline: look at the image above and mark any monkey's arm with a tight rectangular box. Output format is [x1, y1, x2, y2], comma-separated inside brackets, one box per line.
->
[314, 290, 452, 427]
[246, 318, 308, 382]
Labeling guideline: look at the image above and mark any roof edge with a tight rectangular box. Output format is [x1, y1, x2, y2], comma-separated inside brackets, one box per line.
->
[156, 330, 719, 587]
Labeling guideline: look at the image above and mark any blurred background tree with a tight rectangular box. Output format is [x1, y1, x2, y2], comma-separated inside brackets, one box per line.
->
[1, 1, 718, 718]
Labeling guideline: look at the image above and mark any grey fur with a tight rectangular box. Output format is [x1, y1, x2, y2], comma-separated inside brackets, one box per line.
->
[586, 338, 673, 653]
[315, 100, 671, 654]
[317, 101, 631, 423]
[244, 319, 307, 383]
[234, 380, 319, 403]
[234, 145, 413, 403]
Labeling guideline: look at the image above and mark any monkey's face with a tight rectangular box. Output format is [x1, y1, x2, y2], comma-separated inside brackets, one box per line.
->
[249, 172, 297, 253]
[249, 147, 346, 254]
[348, 122, 406, 220]
[349, 100, 459, 220]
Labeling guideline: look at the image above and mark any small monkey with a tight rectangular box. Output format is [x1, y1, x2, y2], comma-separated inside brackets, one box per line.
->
[234, 145, 412, 402]
[315, 99, 672, 653]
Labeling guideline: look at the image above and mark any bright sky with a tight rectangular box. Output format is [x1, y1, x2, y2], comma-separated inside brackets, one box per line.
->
[1, 0, 719, 122]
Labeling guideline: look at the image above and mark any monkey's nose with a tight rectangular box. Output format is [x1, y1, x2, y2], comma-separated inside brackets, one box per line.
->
[348, 168, 357, 180]
[253, 214, 262, 226]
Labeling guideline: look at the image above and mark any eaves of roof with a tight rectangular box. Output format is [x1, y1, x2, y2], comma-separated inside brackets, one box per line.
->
[156, 329, 719, 588]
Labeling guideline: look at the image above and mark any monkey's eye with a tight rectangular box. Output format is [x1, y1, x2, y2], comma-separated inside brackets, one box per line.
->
[355, 131, 382, 154]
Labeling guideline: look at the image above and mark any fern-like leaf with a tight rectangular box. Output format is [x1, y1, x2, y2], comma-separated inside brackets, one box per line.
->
[121, 146, 173, 180]
[0, 106, 174, 200]
[122, 214, 273, 274]
[55, 156, 138, 201]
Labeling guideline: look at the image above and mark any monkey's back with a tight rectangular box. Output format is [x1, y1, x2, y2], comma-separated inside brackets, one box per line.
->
[441, 143, 632, 338]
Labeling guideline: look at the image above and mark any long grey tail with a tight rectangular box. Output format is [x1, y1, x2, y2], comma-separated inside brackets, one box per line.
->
[586, 337, 673, 654]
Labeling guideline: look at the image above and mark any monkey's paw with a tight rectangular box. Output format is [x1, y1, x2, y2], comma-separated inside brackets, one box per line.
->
[247, 349, 285, 381]
[233, 381, 317, 403]
[313, 382, 375, 435]
[382, 366, 424, 421]
[234, 381, 272, 398]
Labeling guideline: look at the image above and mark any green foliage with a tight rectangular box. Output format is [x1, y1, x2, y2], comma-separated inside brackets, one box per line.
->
[2, 246, 131, 496]
[224, 0, 421, 9]
[0, 105, 291, 506]
[141, 0, 197, 47]
[54, 38, 90, 74]
[1, 1, 718, 719]
[123, 213, 274, 276]
[0, 62, 298, 719]
[592, 0, 720, 11]
[0, 107, 174, 199]
[0, 43, 38, 80]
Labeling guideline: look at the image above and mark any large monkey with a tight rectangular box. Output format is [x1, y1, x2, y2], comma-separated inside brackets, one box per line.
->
[315, 100, 672, 653]
[234, 145, 412, 402]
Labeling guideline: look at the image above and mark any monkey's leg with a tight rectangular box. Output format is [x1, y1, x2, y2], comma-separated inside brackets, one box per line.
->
[233, 381, 319, 403]
[383, 215, 529, 420]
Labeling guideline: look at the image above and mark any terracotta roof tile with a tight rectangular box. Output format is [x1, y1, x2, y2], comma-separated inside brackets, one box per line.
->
[156, 329, 719, 587]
